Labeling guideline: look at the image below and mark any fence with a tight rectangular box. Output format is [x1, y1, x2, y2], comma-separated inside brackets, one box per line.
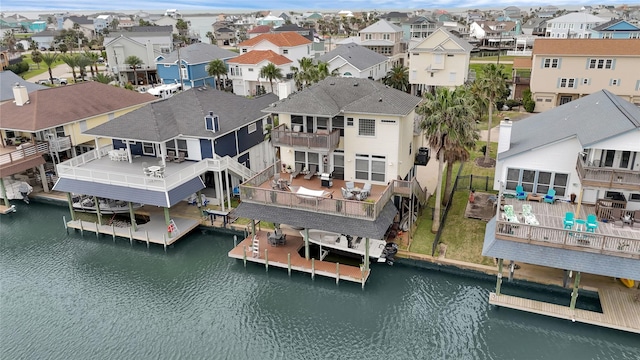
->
[454, 174, 494, 192]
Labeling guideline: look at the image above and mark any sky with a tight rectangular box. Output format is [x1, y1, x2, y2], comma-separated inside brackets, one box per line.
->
[0, 1, 625, 13]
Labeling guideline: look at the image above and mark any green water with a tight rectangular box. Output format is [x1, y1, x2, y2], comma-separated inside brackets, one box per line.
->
[1, 203, 639, 359]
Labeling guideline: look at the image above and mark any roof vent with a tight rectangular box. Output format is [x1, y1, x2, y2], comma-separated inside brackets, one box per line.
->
[378, 97, 383, 102]
[353, 82, 359, 87]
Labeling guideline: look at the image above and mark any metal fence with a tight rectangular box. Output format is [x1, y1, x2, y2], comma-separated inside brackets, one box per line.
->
[454, 174, 494, 192]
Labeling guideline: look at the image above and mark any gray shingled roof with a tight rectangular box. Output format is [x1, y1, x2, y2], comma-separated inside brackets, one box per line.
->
[482, 218, 640, 279]
[156, 43, 238, 64]
[84, 89, 278, 142]
[499, 90, 640, 160]
[316, 43, 388, 71]
[1, 71, 47, 102]
[234, 201, 398, 239]
[360, 19, 403, 33]
[266, 77, 422, 117]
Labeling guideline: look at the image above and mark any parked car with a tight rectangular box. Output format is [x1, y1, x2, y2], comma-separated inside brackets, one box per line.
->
[36, 77, 68, 85]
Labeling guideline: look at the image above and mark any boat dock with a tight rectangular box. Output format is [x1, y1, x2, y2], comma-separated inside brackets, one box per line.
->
[228, 230, 371, 287]
[489, 287, 640, 334]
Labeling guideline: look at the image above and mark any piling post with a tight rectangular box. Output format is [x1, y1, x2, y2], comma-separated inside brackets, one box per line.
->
[508, 260, 515, 282]
[311, 258, 315, 280]
[163, 233, 167, 252]
[94, 196, 103, 226]
[65, 192, 75, 221]
[336, 263, 340, 285]
[233, 235, 237, 247]
[145, 231, 150, 248]
[112, 223, 116, 241]
[569, 272, 582, 311]
[364, 238, 370, 272]
[287, 253, 291, 276]
[496, 258, 503, 296]
[265, 249, 269, 272]
[129, 227, 133, 245]
[63, 216, 68, 234]
[96, 223, 99, 239]
[243, 246, 247, 267]
[79, 220, 84, 236]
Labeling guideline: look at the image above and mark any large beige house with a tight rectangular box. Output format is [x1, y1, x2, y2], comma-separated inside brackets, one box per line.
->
[529, 38, 640, 112]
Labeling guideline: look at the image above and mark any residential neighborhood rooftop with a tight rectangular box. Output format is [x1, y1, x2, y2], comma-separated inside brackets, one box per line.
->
[227, 49, 292, 66]
[316, 43, 388, 71]
[239, 32, 311, 47]
[532, 38, 640, 55]
[156, 43, 237, 64]
[0, 71, 46, 102]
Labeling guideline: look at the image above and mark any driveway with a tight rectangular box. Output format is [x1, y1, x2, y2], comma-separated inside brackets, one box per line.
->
[28, 63, 109, 83]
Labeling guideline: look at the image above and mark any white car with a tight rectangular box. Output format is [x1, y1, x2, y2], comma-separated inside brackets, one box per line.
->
[36, 77, 68, 85]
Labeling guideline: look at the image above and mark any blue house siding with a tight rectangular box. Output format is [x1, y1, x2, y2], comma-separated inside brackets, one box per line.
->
[156, 62, 216, 88]
[213, 132, 238, 157]
[156, 64, 182, 85]
[200, 138, 213, 159]
[113, 139, 143, 155]
[237, 119, 265, 154]
[237, 152, 250, 169]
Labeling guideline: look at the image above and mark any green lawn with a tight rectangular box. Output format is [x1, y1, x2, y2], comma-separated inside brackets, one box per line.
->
[20, 53, 66, 80]
[470, 55, 516, 62]
[474, 110, 522, 131]
[470, 63, 513, 80]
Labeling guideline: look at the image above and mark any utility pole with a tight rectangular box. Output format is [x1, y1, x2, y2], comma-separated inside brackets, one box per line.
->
[177, 43, 184, 90]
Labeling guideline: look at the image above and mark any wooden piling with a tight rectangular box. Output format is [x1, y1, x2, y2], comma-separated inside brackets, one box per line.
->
[287, 253, 291, 276]
[146, 230, 150, 248]
[265, 249, 269, 272]
[63, 216, 68, 234]
[129, 227, 133, 245]
[311, 258, 315, 279]
[496, 258, 503, 296]
[112, 223, 116, 241]
[336, 263, 340, 284]
[163, 233, 167, 252]
[243, 246, 247, 267]
[233, 235, 237, 247]
[79, 220, 84, 236]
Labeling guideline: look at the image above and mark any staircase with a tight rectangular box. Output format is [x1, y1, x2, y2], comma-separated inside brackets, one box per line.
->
[204, 155, 256, 181]
[251, 235, 260, 258]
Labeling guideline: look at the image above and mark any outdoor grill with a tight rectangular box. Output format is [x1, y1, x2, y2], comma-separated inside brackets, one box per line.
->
[320, 173, 332, 188]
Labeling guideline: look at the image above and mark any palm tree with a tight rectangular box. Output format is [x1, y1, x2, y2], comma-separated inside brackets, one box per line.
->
[206, 59, 227, 90]
[94, 73, 113, 84]
[41, 52, 58, 83]
[2, 30, 17, 53]
[259, 63, 283, 94]
[205, 31, 215, 44]
[383, 65, 409, 92]
[316, 61, 337, 81]
[76, 54, 92, 81]
[417, 87, 479, 232]
[124, 55, 144, 85]
[60, 54, 78, 81]
[477, 63, 507, 164]
[84, 50, 100, 78]
[291, 57, 315, 90]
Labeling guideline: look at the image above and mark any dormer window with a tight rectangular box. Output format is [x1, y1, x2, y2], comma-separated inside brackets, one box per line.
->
[205, 111, 219, 132]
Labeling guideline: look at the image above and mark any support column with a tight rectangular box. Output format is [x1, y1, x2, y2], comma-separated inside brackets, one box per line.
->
[159, 142, 167, 167]
[196, 190, 203, 207]
[250, 219, 256, 236]
[304, 228, 310, 260]
[364, 237, 370, 272]
[569, 271, 581, 311]
[0, 178, 10, 207]
[496, 258, 503, 295]
[214, 170, 221, 208]
[164, 207, 171, 238]
[225, 169, 231, 210]
[38, 164, 50, 192]
[218, 171, 225, 212]
[128, 202, 137, 232]
[94, 138, 101, 158]
[66, 193, 76, 221]
[562, 270, 569, 288]
[575, 187, 585, 218]
[94, 196, 103, 226]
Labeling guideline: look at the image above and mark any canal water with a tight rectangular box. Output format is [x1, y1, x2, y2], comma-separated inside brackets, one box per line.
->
[2, 203, 639, 359]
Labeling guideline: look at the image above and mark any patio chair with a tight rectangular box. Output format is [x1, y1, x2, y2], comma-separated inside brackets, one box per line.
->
[515, 185, 527, 200]
[345, 181, 355, 192]
[361, 183, 372, 198]
[586, 214, 598, 232]
[610, 208, 624, 228]
[166, 150, 176, 162]
[304, 164, 317, 180]
[543, 188, 556, 204]
[563, 212, 574, 229]
[502, 205, 520, 223]
[175, 152, 186, 163]
[291, 163, 303, 178]
[232, 186, 240, 198]
[341, 187, 355, 200]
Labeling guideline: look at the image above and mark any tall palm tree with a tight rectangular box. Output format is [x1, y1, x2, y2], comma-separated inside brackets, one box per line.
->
[124, 55, 144, 85]
[60, 54, 78, 81]
[41, 52, 58, 83]
[259, 63, 283, 94]
[206, 59, 227, 90]
[84, 50, 100, 77]
[417, 87, 479, 232]
[76, 54, 92, 81]
[477, 63, 507, 163]
[383, 65, 409, 92]
[205, 31, 215, 44]
[316, 61, 337, 81]
[291, 57, 315, 90]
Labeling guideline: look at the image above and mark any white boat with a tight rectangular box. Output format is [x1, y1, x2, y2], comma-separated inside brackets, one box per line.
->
[72, 196, 143, 214]
[300, 229, 398, 265]
[3, 180, 32, 203]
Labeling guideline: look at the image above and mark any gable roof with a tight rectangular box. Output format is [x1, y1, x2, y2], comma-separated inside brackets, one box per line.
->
[227, 50, 292, 66]
[84, 89, 278, 142]
[156, 43, 237, 64]
[239, 32, 311, 47]
[66, 16, 92, 25]
[0, 82, 156, 132]
[532, 38, 640, 56]
[547, 12, 607, 23]
[498, 90, 640, 160]
[0, 71, 47, 102]
[267, 77, 422, 117]
[316, 43, 388, 71]
[592, 18, 640, 31]
[129, 25, 173, 32]
[248, 25, 271, 34]
[360, 19, 403, 33]
[412, 28, 474, 52]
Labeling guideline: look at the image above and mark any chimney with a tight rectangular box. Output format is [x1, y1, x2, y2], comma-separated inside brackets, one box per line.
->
[497, 117, 512, 154]
[13, 83, 30, 106]
[278, 81, 292, 100]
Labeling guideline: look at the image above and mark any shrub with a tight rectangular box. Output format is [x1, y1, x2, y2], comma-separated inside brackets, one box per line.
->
[7, 61, 29, 75]
[505, 99, 521, 110]
[524, 100, 535, 113]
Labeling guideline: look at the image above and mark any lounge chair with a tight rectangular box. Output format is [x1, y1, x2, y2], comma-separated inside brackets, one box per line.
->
[515, 185, 527, 200]
[610, 208, 624, 228]
[304, 164, 317, 180]
[563, 212, 574, 229]
[543, 188, 556, 204]
[502, 205, 520, 223]
[341, 187, 355, 200]
[291, 163, 303, 178]
[345, 181, 355, 192]
[522, 204, 539, 225]
[586, 214, 598, 233]
[175, 152, 186, 163]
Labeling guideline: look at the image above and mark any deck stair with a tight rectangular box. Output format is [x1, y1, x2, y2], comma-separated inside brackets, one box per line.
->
[252, 235, 260, 258]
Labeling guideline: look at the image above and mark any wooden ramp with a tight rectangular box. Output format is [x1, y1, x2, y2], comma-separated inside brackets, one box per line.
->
[228, 230, 371, 286]
[489, 287, 640, 334]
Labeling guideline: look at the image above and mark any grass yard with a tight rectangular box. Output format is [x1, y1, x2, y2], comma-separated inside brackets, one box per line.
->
[470, 55, 516, 62]
[20, 53, 66, 80]
[474, 110, 523, 131]
[470, 63, 513, 80]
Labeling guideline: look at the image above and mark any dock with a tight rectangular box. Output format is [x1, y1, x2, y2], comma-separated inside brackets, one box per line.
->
[489, 287, 640, 334]
[0, 204, 17, 214]
[228, 230, 371, 286]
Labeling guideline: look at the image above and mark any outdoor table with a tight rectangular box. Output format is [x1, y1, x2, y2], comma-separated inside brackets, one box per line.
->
[575, 219, 587, 232]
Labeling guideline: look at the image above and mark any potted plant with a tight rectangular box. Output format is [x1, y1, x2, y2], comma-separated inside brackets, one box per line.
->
[286, 165, 292, 173]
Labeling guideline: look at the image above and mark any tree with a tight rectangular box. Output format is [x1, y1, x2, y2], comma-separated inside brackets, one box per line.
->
[206, 59, 227, 90]
[124, 55, 144, 85]
[290, 57, 315, 90]
[41, 52, 59, 83]
[205, 31, 215, 44]
[417, 87, 479, 232]
[31, 50, 43, 69]
[60, 54, 78, 81]
[76, 55, 92, 81]
[316, 61, 337, 81]
[110, 18, 119, 30]
[2, 30, 17, 53]
[94, 73, 113, 84]
[29, 40, 38, 51]
[259, 63, 283, 94]
[84, 50, 100, 77]
[176, 19, 189, 36]
[383, 65, 410, 92]
[477, 63, 508, 164]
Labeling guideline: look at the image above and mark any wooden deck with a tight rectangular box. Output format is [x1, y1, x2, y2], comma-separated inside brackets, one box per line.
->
[228, 230, 371, 286]
[489, 287, 640, 334]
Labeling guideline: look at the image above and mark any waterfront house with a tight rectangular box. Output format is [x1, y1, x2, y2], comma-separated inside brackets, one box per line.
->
[155, 43, 237, 89]
[485, 89, 640, 313]
[0, 71, 46, 104]
[226, 50, 293, 97]
[590, 19, 640, 39]
[63, 16, 95, 39]
[0, 82, 155, 194]
[545, 12, 608, 39]
[315, 43, 389, 81]
[357, 19, 407, 67]
[529, 38, 640, 112]
[408, 28, 473, 96]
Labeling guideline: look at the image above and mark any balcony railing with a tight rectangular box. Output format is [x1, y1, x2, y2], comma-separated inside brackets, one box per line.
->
[576, 156, 640, 191]
[49, 136, 72, 152]
[0, 142, 49, 167]
[495, 220, 640, 260]
[513, 76, 530, 85]
[271, 124, 341, 152]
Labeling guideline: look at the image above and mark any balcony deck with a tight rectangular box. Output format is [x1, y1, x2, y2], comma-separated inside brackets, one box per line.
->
[496, 198, 640, 259]
[0, 142, 48, 177]
[577, 157, 640, 192]
[270, 125, 340, 152]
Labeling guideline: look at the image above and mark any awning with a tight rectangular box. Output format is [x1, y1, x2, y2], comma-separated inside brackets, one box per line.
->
[53, 177, 205, 208]
[234, 200, 398, 239]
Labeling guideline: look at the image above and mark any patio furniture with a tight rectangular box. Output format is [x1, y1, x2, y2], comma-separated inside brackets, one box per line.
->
[516, 185, 527, 200]
[345, 181, 355, 192]
[502, 205, 520, 223]
[586, 214, 598, 233]
[563, 212, 575, 229]
[232, 186, 240, 198]
[575, 218, 586, 232]
[341, 187, 355, 200]
[291, 163, 303, 178]
[526, 193, 543, 202]
[166, 150, 176, 162]
[361, 183, 372, 198]
[304, 164, 317, 180]
[175, 152, 186, 163]
[522, 204, 539, 225]
[543, 188, 556, 204]
[610, 208, 624, 228]
[633, 210, 640, 229]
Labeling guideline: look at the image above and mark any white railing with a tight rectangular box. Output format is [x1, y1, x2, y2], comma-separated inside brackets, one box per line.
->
[49, 136, 72, 152]
[0, 142, 49, 166]
[506, 50, 532, 56]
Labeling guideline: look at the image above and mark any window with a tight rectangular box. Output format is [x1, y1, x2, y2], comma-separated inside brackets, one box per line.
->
[291, 115, 304, 131]
[248, 68, 254, 72]
[55, 126, 65, 137]
[380, 120, 396, 124]
[242, 48, 247, 53]
[365, 34, 372, 40]
[142, 142, 155, 156]
[332, 116, 344, 136]
[355, 154, 386, 182]
[611, 78, 620, 86]
[589, 58, 614, 69]
[165, 139, 188, 158]
[383, 34, 390, 40]
[358, 119, 375, 136]
[180, 64, 188, 79]
[630, 193, 640, 201]
[283, 49, 288, 54]
[449, 72, 456, 82]
[506, 168, 569, 196]
[346, 118, 354, 127]
[247, 123, 257, 134]
[543, 58, 560, 68]
[79, 120, 87, 132]
[559, 78, 576, 88]
[582, 78, 589, 85]
[4, 130, 15, 138]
